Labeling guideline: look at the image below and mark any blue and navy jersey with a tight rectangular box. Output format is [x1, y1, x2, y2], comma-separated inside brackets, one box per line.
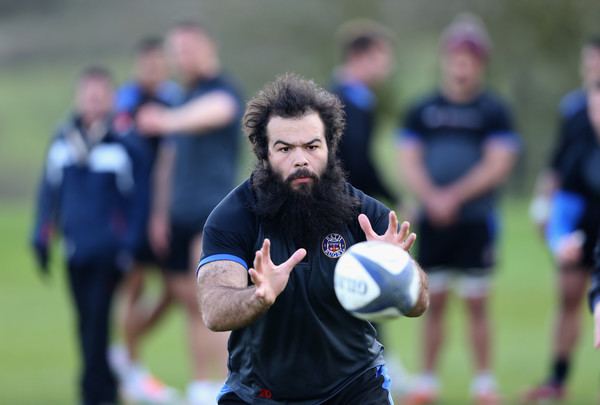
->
[398, 90, 520, 222]
[332, 79, 396, 203]
[114, 80, 182, 162]
[170, 73, 244, 228]
[546, 107, 600, 253]
[198, 179, 389, 404]
[32, 115, 148, 267]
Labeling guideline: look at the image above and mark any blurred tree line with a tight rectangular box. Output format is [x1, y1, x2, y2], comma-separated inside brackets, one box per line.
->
[1, 0, 599, 201]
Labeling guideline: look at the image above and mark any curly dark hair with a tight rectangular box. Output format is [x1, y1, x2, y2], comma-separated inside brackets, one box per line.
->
[243, 73, 345, 162]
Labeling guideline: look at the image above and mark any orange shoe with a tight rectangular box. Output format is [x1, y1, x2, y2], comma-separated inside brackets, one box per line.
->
[402, 389, 439, 405]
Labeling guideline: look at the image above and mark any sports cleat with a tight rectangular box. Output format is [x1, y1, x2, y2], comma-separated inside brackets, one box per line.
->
[187, 380, 224, 405]
[121, 368, 179, 404]
[473, 390, 501, 405]
[470, 373, 500, 405]
[402, 389, 439, 405]
[521, 383, 565, 403]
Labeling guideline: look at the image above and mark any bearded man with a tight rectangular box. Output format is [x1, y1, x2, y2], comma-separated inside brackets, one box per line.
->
[196, 74, 429, 405]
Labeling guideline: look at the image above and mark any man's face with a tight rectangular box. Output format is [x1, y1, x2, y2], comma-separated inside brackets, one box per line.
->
[136, 49, 169, 90]
[266, 112, 329, 192]
[75, 77, 114, 122]
[442, 48, 484, 93]
[167, 29, 214, 82]
[581, 47, 600, 87]
[359, 42, 394, 85]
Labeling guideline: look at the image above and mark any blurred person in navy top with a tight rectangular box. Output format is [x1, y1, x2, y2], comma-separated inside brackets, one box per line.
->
[109, 37, 182, 403]
[525, 79, 600, 403]
[331, 19, 399, 206]
[136, 21, 244, 404]
[398, 15, 520, 405]
[31, 66, 147, 405]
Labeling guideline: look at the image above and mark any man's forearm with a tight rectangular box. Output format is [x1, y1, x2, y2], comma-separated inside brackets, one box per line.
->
[199, 285, 271, 331]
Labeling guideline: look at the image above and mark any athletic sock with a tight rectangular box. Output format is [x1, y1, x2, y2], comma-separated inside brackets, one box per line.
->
[548, 357, 570, 387]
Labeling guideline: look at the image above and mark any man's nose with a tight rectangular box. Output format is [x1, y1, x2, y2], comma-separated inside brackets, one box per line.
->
[292, 149, 309, 167]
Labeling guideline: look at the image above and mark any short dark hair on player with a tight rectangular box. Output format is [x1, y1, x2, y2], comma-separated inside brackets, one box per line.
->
[337, 19, 394, 61]
[171, 20, 210, 37]
[243, 73, 345, 162]
[136, 36, 163, 54]
[78, 65, 113, 84]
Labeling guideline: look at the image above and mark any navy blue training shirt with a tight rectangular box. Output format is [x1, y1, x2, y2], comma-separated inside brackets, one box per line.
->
[399, 90, 520, 222]
[198, 179, 391, 404]
[332, 80, 397, 203]
[170, 74, 243, 228]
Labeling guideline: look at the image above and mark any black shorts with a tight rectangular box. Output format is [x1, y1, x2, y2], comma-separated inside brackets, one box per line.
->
[578, 218, 600, 268]
[417, 217, 496, 275]
[164, 219, 206, 273]
[133, 236, 161, 267]
[218, 365, 392, 404]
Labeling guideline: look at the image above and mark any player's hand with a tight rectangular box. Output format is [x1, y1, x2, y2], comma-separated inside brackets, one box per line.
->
[249, 239, 306, 306]
[556, 231, 584, 267]
[594, 301, 600, 349]
[358, 211, 417, 251]
[32, 240, 50, 276]
[425, 189, 459, 227]
[137, 104, 169, 135]
[149, 212, 170, 258]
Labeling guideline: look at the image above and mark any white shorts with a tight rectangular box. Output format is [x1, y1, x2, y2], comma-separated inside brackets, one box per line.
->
[427, 268, 492, 298]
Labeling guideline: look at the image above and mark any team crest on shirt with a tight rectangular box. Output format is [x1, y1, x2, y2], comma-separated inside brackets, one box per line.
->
[321, 233, 347, 258]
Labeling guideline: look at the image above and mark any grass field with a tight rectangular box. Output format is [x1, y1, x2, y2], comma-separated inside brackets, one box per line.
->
[0, 200, 597, 405]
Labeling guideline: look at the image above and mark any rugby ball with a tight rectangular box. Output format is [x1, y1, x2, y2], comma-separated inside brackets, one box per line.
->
[334, 241, 420, 322]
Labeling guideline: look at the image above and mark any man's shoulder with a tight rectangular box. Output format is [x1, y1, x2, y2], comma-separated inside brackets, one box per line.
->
[477, 90, 512, 114]
[347, 183, 390, 217]
[205, 179, 256, 228]
[559, 88, 586, 119]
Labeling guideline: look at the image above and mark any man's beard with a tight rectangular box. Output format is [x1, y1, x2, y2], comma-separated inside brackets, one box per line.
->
[251, 157, 359, 249]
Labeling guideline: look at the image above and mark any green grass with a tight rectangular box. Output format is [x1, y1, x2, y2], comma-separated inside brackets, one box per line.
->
[0, 200, 597, 404]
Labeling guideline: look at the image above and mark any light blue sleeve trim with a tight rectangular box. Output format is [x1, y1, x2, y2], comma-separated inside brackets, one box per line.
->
[395, 129, 424, 148]
[196, 254, 248, 277]
[546, 190, 586, 253]
[486, 131, 522, 151]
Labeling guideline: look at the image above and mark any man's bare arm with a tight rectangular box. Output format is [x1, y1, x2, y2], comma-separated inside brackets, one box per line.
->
[403, 262, 429, 318]
[197, 261, 271, 332]
[198, 239, 307, 332]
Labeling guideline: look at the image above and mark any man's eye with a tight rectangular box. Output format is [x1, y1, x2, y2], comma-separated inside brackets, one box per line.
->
[307, 145, 318, 150]
[279, 147, 289, 152]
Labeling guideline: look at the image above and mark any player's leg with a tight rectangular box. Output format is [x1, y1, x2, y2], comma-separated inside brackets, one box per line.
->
[111, 257, 177, 403]
[165, 225, 229, 404]
[404, 219, 453, 405]
[459, 275, 498, 405]
[68, 262, 121, 405]
[456, 220, 499, 405]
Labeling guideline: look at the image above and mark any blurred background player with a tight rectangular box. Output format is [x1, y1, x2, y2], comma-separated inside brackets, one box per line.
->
[31, 66, 146, 405]
[330, 19, 409, 398]
[136, 21, 243, 405]
[397, 14, 520, 405]
[109, 37, 181, 403]
[529, 37, 600, 232]
[523, 79, 600, 403]
[331, 19, 399, 207]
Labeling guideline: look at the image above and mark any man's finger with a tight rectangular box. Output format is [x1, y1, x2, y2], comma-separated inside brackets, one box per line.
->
[398, 220, 410, 240]
[249, 268, 259, 285]
[387, 211, 398, 236]
[281, 248, 307, 272]
[254, 250, 263, 273]
[262, 238, 272, 266]
[358, 214, 377, 239]
[403, 232, 417, 251]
